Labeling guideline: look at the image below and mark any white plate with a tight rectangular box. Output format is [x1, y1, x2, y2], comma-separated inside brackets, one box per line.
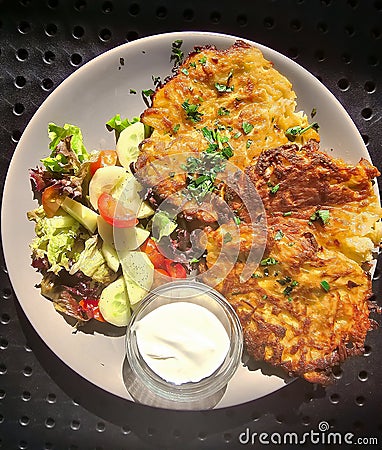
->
[1, 31, 372, 409]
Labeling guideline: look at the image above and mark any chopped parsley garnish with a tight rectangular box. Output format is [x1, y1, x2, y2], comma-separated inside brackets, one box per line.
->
[242, 121, 254, 135]
[221, 146, 234, 159]
[189, 62, 197, 68]
[283, 280, 298, 296]
[218, 107, 230, 116]
[181, 68, 189, 76]
[283, 211, 292, 217]
[198, 56, 207, 65]
[320, 280, 330, 292]
[276, 276, 298, 296]
[246, 139, 253, 149]
[269, 183, 280, 195]
[274, 230, 284, 241]
[233, 215, 241, 225]
[260, 257, 278, 266]
[311, 107, 317, 118]
[233, 131, 242, 139]
[215, 83, 234, 93]
[215, 70, 234, 93]
[251, 273, 262, 278]
[141, 89, 155, 107]
[201, 126, 234, 158]
[170, 39, 184, 68]
[310, 209, 330, 225]
[129, 89, 137, 94]
[152, 75, 161, 86]
[173, 124, 180, 134]
[276, 276, 292, 286]
[181, 100, 203, 123]
[285, 122, 319, 141]
[181, 151, 227, 202]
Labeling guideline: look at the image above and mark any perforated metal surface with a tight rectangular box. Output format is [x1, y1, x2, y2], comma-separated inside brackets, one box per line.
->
[1, 0, 382, 449]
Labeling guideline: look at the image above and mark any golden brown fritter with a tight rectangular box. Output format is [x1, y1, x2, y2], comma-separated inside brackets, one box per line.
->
[205, 141, 382, 384]
[136, 41, 319, 198]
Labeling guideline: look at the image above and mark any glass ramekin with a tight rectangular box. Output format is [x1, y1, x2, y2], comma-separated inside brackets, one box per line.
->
[125, 279, 243, 408]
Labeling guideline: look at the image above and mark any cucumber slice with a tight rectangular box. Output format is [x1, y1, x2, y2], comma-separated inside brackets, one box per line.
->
[101, 241, 120, 272]
[98, 215, 149, 251]
[97, 215, 114, 246]
[89, 165, 131, 210]
[120, 250, 154, 292]
[61, 197, 98, 233]
[116, 121, 145, 171]
[138, 201, 155, 219]
[99, 277, 131, 327]
[123, 272, 148, 308]
[114, 227, 150, 252]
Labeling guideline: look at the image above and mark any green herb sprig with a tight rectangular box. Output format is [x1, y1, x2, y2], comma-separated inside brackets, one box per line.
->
[285, 122, 319, 141]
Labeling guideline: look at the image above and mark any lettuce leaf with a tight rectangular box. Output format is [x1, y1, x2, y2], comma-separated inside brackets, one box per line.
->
[41, 123, 89, 174]
[69, 235, 116, 284]
[28, 206, 88, 274]
[151, 210, 177, 242]
[106, 114, 139, 142]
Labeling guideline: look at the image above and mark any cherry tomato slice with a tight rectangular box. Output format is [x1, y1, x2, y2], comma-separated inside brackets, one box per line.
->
[42, 184, 65, 218]
[79, 299, 106, 322]
[97, 192, 138, 228]
[165, 260, 187, 278]
[155, 268, 170, 277]
[89, 150, 118, 177]
[141, 238, 166, 269]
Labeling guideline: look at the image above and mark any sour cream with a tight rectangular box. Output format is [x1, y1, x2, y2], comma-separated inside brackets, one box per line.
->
[133, 300, 230, 385]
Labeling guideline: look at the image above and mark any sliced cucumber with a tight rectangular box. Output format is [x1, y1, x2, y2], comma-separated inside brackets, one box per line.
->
[97, 215, 114, 246]
[99, 277, 131, 327]
[114, 227, 150, 252]
[120, 250, 154, 292]
[101, 241, 120, 272]
[123, 272, 148, 308]
[116, 121, 145, 171]
[98, 214, 149, 251]
[89, 165, 131, 210]
[61, 197, 98, 233]
[138, 201, 155, 219]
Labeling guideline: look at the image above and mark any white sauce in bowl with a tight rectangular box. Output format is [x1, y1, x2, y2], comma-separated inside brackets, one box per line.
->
[133, 301, 230, 385]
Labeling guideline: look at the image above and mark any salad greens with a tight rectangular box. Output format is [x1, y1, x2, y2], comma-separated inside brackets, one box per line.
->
[28, 206, 86, 275]
[69, 235, 116, 284]
[106, 114, 139, 142]
[41, 123, 89, 173]
[28, 116, 170, 327]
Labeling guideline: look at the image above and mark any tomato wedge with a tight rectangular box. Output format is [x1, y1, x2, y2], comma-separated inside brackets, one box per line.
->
[79, 299, 106, 322]
[141, 238, 166, 269]
[165, 260, 187, 279]
[97, 192, 138, 228]
[89, 150, 118, 177]
[42, 184, 65, 218]
[141, 238, 187, 277]
[155, 268, 170, 277]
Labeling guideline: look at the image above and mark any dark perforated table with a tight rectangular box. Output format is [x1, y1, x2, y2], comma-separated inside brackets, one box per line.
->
[0, 1, 381, 449]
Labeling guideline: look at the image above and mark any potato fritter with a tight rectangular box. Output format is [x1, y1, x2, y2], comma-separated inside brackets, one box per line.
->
[137, 40, 319, 198]
[207, 141, 382, 383]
